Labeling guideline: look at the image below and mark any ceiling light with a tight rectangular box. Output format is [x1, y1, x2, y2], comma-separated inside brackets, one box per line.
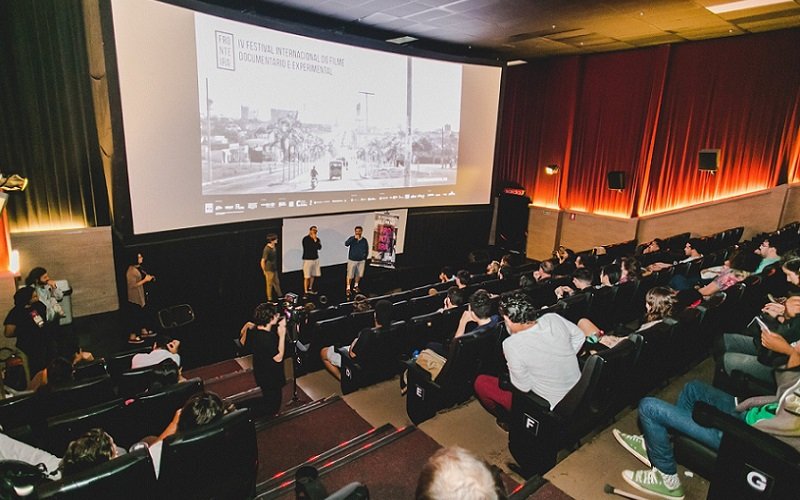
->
[385, 36, 418, 45]
[506, 60, 528, 66]
[707, 0, 795, 14]
[544, 164, 560, 175]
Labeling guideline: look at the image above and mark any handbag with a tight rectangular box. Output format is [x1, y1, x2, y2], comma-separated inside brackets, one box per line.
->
[415, 349, 447, 381]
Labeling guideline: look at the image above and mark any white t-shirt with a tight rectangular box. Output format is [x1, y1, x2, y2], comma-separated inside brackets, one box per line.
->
[131, 349, 180, 369]
[502, 313, 584, 409]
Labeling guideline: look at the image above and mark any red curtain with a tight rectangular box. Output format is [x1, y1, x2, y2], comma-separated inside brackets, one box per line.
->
[494, 57, 579, 207]
[639, 29, 800, 215]
[495, 28, 800, 218]
[561, 47, 668, 217]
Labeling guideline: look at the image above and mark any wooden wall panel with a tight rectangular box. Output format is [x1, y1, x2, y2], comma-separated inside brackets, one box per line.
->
[637, 186, 786, 243]
[526, 207, 560, 260]
[558, 211, 638, 253]
[11, 227, 118, 318]
[779, 185, 800, 228]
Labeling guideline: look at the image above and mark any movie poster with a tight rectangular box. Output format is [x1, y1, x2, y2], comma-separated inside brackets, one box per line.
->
[370, 212, 399, 269]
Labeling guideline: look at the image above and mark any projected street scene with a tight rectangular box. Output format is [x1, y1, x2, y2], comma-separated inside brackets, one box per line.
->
[196, 14, 461, 195]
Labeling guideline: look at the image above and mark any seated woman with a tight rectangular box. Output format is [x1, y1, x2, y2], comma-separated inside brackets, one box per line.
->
[619, 256, 642, 284]
[578, 286, 677, 349]
[695, 249, 750, 298]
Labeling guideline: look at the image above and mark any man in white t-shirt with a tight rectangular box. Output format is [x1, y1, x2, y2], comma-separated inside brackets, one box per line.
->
[131, 334, 181, 369]
[474, 291, 585, 420]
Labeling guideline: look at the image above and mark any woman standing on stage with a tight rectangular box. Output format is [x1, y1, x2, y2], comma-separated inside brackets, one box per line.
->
[126, 251, 155, 343]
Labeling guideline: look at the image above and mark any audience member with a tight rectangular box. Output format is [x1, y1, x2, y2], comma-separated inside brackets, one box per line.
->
[4, 286, 52, 375]
[613, 356, 800, 499]
[32, 356, 74, 394]
[647, 238, 704, 274]
[455, 270, 471, 289]
[754, 237, 785, 274]
[439, 286, 465, 312]
[554, 268, 595, 300]
[781, 256, 800, 287]
[25, 267, 65, 324]
[430, 289, 499, 356]
[553, 246, 576, 276]
[533, 260, 555, 283]
[486, 260, 500, 276]
[719, 293, 800, 384]
[320, 300, 392, 380]
[694, 249, 750, 298]
[578, 286, 676, 346]
[439, 266, 454, 283]
[619, 256, 642, 284]
[352, 293, 372, 313]
[473, 291, 584, 422]
[416, 446, 506, 500]
[574, 254, 597, 272]
[131, 334, 181, 370]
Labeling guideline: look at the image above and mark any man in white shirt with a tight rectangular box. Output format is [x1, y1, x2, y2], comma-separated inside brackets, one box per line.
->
[474, 291, 585, 421]
[131, 334, 181, 369]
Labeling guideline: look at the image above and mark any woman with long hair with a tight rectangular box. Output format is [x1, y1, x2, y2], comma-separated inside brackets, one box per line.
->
[126, 251, 156, 343]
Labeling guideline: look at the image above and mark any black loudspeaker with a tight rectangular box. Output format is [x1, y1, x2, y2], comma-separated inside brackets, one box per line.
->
[699, 149, 720, 172]
[494, 192, 530, 252]
[607, 171, 625, 190]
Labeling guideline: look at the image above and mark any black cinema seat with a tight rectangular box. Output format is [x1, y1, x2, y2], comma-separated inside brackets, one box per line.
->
[339, 321, 407, 395]
[0, 392, 38, 433]
[508, 336, 641, 476]
[672, 402, 800, 498]
[405, 323, 501, 424]
[34, 448, 157, 500]
[42, 374, 116, 419]
[158, 408, 257, 500]
[42, 398, 126, 456]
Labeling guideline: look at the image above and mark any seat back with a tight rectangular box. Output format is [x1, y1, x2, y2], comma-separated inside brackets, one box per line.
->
[314, 315, 349, 348]
[34, 448, 157, 500]
[119, 378, 203, 448]
[115, 361, 170, 399]
[158, 408, 257, 500]
[407, 311, 444, 351]
[586, 286, 617, 331]
[557, 292, 590, 324]
[0, 392, 39, 432]
[348, 310, 376, 340]
[409, 292, 444, 317]
[107, 346, 151, 379]
[157, 304, 195, 329]
[42, 398, 127, 455]
[436, 324, 500, 399]
[552, 354, 606, 428]
[73, 359, 109, 381]
[440, 304, 467, 342]
[42, 375, 116, 418]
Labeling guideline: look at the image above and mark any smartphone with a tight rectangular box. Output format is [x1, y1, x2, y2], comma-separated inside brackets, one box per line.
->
[755, 316, 770, 333]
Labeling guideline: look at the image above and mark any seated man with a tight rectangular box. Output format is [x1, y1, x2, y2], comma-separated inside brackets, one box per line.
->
[438, 286, 465, 312]
[455, 270, 471, 289]
[647, 238, 704, 273]
[320, 300, 392, 380]
[131, 334, 181, 370]
[473, 291, 585, 421]
[720, 293, 800, 384]
[613, 339, 800, 499]
[554, 268, 595, 300]
[533, 260, 555, 283]
[429, 289, 500, 357]
[438, 266, 454, 284]
[754, 237, 785, 274]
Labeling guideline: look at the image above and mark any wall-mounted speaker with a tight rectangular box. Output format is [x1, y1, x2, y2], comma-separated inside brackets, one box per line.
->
[699, 149, 720, 172]
[607, 171, 625, 190]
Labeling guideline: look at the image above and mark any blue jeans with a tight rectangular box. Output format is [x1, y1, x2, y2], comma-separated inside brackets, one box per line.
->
[638, 380, 741, 474]
[722, 333, 774, 384]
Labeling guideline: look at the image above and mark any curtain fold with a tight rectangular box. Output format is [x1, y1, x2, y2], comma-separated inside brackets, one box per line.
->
[0, 0, 109, 232]
[496, 29, 800, 218]
[639, 29, 800, 215]
[561, 46, 668, 217]
[494, 57, 579, 207]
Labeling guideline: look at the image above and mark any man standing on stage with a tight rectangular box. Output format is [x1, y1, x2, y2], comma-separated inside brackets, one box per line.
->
[302, 226, 322, 295]
[261, 233, 282, 302]
[345, 225, 369, 295]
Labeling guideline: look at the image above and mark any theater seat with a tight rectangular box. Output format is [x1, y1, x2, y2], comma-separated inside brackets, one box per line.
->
[339, 321, 407, 395]
[406, 324, 500, 425]
[508, 336, 641, 476]
[158, 408, 257, 499]
[34, 448, 157, 500]
[674, 402, 800, 498]
[0, 392, 38, 433]
[42, 398, 126, 456]
[120, 377, 203, 447]
[41, 374, 116, 418]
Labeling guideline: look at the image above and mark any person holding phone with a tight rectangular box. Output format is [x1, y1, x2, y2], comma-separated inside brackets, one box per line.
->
[718, 293, 800, 384]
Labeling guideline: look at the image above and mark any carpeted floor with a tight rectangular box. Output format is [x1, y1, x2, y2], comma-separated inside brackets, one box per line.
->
[255, 398, 375, 483]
